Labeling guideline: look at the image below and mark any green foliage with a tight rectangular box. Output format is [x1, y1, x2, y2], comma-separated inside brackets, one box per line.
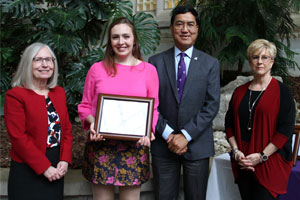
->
[60, 48, 105, 120]
[2, 0, 41, 18]
[180, 0, 299, 77]
[132, 12, 160, 55]
[1, 0, 160, 119]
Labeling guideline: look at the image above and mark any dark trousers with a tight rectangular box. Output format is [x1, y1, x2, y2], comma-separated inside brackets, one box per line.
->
[152, 155, 209, 200]
[237, 169, 277, 200]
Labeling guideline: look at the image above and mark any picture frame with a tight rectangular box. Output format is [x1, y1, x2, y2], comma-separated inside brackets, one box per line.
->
[292, 125, 300, 166]
[94, 93, 154, 141]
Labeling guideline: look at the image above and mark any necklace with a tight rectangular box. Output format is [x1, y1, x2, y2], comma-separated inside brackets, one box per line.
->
[247, 77, 272, 130]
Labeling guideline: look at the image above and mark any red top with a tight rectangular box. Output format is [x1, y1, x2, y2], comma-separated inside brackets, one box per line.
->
[4, 86, 73, 175]
[225, 78, 295, 197]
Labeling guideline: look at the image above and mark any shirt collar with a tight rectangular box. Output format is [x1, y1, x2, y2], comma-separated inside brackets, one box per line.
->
[174, 46, 193, 58]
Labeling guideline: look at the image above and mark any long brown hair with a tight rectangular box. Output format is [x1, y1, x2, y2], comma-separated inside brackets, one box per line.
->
[103, 17, 143, 76]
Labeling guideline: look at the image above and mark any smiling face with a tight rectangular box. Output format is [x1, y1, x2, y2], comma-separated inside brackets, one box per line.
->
[110, 23, 135, 59]
[32, 47, 54, 85]
[249, 49, 274, 77]
[170, 12, 198, 52]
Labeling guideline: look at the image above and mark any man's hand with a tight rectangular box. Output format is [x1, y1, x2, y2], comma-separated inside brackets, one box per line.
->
[167, 133, 188, 155]
[167, 133, 175, 143]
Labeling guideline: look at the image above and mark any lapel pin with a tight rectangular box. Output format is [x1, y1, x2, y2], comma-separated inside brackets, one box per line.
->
[194, 57, 198, 60]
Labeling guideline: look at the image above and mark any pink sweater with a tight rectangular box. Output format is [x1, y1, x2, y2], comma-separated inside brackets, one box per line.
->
[78, 61, 159, 132]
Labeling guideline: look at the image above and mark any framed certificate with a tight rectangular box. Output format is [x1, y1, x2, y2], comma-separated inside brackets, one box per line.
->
[94, 93, 154, 141]
[292, 125, 300, 166]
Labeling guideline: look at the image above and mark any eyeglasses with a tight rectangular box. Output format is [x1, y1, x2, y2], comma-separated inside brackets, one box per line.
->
[33, 57, 55, 65]
[173, 22, 197, 31]
[251, 55, 273, 63]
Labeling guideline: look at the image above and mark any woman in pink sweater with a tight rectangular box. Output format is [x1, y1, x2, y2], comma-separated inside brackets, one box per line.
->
[78, 17, 159, 200]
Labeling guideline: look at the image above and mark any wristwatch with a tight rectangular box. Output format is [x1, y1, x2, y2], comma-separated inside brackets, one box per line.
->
[260, 152, 268, 162]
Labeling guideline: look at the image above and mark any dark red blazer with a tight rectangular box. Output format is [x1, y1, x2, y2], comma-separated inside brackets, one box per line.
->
[4, 86, 73, 175]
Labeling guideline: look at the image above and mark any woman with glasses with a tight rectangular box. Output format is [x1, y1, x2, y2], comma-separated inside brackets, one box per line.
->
[225, 39, 296, 200]
[4, 42, 73, 200]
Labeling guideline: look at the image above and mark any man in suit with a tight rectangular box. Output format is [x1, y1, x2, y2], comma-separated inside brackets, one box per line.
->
[148, 6, 220, 200]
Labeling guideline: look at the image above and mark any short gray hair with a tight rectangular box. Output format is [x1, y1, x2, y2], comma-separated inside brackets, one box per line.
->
[11, 42, 58, 89]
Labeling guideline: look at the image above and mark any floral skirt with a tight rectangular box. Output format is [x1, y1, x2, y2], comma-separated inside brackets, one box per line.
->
[82, 140, 150, 186]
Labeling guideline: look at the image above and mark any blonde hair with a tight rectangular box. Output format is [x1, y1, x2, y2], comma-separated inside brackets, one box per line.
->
[11, 42, 58, 89]
[247, 39, 277, 60]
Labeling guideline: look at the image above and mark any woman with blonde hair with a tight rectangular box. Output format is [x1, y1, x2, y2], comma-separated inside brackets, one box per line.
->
[225, 39, 296, 200]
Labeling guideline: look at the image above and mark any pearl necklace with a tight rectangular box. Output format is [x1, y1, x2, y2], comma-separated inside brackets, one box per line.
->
[247, 77, 272, 131]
